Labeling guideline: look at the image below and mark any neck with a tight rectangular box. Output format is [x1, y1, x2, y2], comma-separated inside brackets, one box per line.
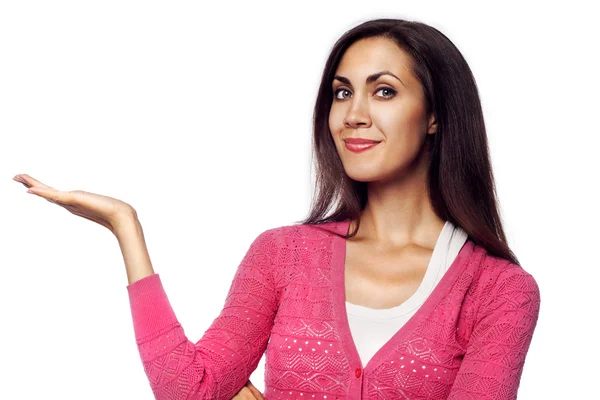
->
[349, 150, 444, 250]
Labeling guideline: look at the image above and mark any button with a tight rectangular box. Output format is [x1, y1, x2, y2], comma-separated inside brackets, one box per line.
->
[355, 367, 362, 378]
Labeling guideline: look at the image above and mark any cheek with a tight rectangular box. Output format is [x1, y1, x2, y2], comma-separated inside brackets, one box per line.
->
[373, 105, 426, 145]
[328, 106, 343, 136]
[372, 112, 428, 169]
[328, 110, 343, 155]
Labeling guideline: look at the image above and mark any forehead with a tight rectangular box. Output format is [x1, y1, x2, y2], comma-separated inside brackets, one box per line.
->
[335, 37, 414, 83]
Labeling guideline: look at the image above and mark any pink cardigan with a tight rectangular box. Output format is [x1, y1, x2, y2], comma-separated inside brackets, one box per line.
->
[126, 219, 540, 399]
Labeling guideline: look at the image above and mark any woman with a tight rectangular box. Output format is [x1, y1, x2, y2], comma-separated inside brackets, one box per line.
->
[14, 18, 540, 399]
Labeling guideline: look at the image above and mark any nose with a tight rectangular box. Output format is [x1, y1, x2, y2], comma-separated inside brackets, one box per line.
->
[343, 97, 372, 129]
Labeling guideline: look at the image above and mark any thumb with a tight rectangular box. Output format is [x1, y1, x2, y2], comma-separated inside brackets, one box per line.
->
[246, 380, 265, 400]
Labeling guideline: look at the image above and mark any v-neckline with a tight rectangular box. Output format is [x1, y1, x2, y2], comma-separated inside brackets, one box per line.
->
[330, 218, 475, 373]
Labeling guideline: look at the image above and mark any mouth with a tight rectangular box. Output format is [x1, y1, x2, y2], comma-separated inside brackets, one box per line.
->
[344, 141, 380, 153]
[343, 138, 381, 144]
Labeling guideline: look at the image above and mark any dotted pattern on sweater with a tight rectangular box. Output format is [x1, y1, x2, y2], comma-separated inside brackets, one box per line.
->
[126, 220, 540, 399]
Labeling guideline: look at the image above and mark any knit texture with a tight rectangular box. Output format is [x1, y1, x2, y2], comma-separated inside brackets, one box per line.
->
[126, 219, 540, 399]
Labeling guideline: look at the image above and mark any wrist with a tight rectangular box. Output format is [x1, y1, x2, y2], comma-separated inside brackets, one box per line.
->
[112, 211, 155, 284]
[113, 207, 140, 237]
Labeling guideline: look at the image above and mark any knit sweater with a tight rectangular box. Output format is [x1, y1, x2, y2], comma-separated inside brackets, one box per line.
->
[126, 219, 541, 399]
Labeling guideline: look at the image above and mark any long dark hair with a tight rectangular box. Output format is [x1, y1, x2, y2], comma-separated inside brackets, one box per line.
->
[294, 18, 520, 266]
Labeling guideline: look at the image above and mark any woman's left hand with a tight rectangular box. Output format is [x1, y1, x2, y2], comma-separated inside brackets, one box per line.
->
[231, 379, 265, 399]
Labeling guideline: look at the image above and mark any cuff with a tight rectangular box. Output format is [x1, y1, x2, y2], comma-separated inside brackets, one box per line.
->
[126, 274, 179, 341]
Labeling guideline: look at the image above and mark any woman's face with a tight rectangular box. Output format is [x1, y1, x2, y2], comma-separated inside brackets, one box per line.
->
[329, 36, 437, 184]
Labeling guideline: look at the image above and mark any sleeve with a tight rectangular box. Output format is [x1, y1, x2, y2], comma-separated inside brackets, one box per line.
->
[447, 266, 541, 400]
[126, 229, 280, 400]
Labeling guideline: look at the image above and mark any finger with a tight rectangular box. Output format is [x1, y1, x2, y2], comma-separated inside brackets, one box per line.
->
[231, 387, 256, 399]
[27, 186, 73, 205]
[27, 188, 115, 232]
[246, 381, 264, 400]
[13, 174, 55, 190]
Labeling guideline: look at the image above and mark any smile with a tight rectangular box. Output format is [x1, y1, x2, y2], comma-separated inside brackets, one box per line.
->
[344, 142, 380, 153]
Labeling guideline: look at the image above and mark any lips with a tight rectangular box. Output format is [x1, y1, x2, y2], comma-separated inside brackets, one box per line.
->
[343, 138, 381, 144]
[344, 141, 380, 153]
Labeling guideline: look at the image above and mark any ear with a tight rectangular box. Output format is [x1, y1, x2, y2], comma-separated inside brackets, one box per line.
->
[427, 113, 438, 135]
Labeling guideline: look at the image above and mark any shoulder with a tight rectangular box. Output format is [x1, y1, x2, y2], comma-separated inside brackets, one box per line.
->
[258, 220, 343, 244]
[249, 222, 340, 285]
[247, 221, 344, 263]
[470, 242, 541, 314]
[480, 244, 539, 294]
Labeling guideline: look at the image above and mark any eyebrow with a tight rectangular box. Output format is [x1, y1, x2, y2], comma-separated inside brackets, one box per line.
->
[333, 70, 406, 87]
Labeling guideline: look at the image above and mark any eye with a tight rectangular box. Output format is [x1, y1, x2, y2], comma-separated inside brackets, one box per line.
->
[376, 87, 396, 99]
[334, 88, 351, 100]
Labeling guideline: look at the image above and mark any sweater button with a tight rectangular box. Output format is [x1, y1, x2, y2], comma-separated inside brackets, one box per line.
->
[355, 367, 361, 378]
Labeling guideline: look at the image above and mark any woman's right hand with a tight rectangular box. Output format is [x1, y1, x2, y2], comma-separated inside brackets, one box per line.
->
[13, 173, 135, 236]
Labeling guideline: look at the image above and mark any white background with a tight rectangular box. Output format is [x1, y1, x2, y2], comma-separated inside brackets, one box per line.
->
[1, 0, 598, 398]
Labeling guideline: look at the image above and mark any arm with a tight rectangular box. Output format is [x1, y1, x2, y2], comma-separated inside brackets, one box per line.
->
[123, 222, 280, 400]
[447, 266, 541, 399]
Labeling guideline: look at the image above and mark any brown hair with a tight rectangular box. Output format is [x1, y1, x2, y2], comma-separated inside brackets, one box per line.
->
[295, 18, 520, 266]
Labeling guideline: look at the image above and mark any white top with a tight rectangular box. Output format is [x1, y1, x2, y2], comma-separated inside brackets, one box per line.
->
[345, 220, 469, 367]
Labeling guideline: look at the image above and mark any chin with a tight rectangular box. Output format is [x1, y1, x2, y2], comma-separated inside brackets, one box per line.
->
[345, 170, 383, 183]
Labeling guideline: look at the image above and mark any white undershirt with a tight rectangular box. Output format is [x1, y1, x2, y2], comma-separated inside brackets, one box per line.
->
[345, 220, 469, 367]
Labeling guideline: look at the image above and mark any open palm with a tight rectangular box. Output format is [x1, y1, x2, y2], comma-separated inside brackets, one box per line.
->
[13, 173, 134, 235]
